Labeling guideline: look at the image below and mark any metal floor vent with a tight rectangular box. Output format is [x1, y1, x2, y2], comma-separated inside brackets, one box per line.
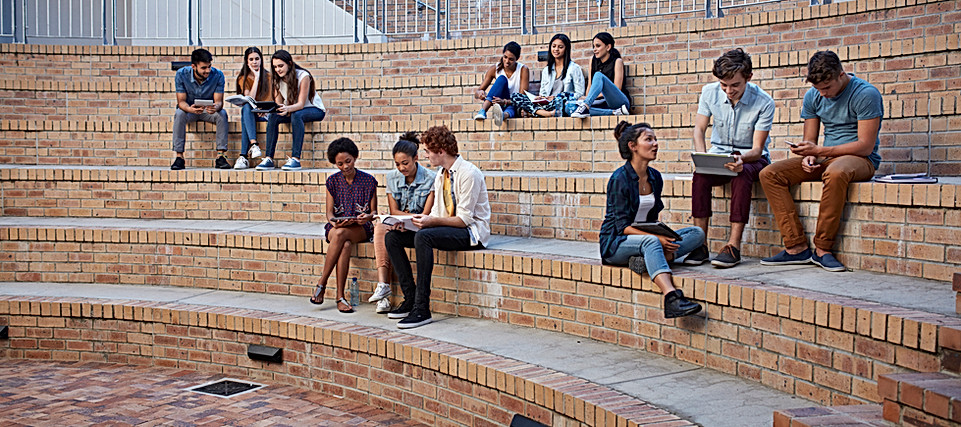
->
[188, 378, 263, 398]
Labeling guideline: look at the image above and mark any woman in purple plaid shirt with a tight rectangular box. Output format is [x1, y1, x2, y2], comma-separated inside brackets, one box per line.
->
[310, 137, 378, 313]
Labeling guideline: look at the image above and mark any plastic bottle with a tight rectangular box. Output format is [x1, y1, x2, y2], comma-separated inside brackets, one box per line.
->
[350, 277, 360, 306]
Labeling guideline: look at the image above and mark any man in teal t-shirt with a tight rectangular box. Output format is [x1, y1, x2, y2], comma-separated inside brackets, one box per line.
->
[759, 50, 882, 272]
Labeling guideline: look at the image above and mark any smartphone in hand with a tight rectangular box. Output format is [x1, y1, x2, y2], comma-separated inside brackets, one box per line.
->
[784, 140, 799, 148]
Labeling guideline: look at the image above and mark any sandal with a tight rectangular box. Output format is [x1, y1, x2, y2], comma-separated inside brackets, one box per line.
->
[309, 284, 326, 305]
[337, 298, 354, 313]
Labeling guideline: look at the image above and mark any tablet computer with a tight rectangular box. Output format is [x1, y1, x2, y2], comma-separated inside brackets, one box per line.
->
[252, 101, 278, 113]
[692, 152, 738, 176]
[193, 99, 214, 107]
[630, 222, 682, 241]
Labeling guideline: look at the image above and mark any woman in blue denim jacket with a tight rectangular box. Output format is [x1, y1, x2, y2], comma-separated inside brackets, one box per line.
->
[367, 132, 437, 312]
[599, 121, 704, 319]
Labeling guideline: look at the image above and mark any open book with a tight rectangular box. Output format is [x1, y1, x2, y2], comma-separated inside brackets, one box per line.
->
[630, 221, 682, 241]
[375, 214, 420, 232]
[524, 91, 550, 105]
[225, 94, 278, 113]
[873, 173, 938, 184]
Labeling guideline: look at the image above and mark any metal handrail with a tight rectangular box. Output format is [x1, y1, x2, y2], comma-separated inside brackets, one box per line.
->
[4, 0, 793, 45]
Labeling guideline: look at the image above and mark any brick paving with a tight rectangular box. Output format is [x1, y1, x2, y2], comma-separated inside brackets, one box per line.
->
[0, 359, 424, 426]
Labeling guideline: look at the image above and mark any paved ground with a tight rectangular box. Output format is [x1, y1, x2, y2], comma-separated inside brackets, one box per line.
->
[0, 359, 424, 426]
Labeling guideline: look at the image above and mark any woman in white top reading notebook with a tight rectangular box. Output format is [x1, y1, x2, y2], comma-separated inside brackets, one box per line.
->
[257, 50, 327, 171]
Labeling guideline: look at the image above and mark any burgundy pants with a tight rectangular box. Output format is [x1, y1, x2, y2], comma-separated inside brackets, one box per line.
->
[691, 158, 769, 224]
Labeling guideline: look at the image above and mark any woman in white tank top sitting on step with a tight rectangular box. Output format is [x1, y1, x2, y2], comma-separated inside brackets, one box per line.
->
[472, 41, 529, 126]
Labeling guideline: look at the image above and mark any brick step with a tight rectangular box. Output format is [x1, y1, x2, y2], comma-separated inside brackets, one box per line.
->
[879, 372, 961, 426]
[2, 217, 961, 408]
[3, 165, 960, 282]
[774, 405, 891, 426]
[0, 114, 956, 178]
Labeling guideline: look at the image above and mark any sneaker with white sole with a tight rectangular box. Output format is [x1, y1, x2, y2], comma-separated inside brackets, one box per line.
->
[397, 310, 433, 329]
[490, 103, 504, 127]
[613, 104, 630, 116]
[248, 144, 262, 158]
[233, 156, 249, 169]
[281, 157, 301, 170]
[368, 282, 391, 302]
[474, 109, 487, 120]
[255, 157, 275, 170]
[570, 102, 590, 118]
[375, 298, 392, 313]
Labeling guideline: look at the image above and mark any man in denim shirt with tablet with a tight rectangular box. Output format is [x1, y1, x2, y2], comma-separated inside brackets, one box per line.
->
[690, 48, 775, 268]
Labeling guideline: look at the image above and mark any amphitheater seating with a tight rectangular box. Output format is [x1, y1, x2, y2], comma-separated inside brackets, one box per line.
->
[2, 0, 961, 424]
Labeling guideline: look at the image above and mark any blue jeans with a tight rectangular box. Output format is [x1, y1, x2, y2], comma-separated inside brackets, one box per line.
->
[240, 104, 267, 155]
[264, 106, 326, 159]
[603, 226, 705, 279]
[485, 75, 516, 119]
[583, 72, 630, 116]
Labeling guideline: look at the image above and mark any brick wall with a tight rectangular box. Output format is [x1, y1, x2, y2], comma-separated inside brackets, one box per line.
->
[0, 297, 687, 426]
[3, 168, 959, 281]
[2, 226, 959, 406]
[1, 0, 960, 174]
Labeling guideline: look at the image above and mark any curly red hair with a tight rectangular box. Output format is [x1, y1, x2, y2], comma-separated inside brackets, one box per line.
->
[421, 125, 458, 156]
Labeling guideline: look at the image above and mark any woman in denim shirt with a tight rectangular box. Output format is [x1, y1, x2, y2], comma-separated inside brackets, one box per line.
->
[367, 132, 437, 313]
[599, 121, 703, 319]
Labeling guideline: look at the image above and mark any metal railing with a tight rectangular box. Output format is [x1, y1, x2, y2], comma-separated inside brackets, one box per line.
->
[1, 0, 796, 45]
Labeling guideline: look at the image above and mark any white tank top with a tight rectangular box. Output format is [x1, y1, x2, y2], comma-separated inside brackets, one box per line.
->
[496, 63, 527, 95]
[279, 69, 326, 111]
[634, 193, 656, 223]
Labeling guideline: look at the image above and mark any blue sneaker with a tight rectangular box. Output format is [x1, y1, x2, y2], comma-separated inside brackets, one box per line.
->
[760, 248, 813, 266]
[473, 109, 487, 120]
[812, 252, 846, 272]
[281, 157, 301, 171]
[255, 158, 275, 170]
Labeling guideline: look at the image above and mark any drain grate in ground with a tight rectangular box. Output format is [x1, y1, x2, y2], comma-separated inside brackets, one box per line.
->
[187, 378, 263, 398]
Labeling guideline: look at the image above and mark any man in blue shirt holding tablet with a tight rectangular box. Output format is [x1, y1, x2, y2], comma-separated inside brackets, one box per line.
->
[690, 48, 775, 268]
[172, 48, 230, 170]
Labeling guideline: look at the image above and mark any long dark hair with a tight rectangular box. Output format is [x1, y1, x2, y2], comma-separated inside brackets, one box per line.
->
[614, 121, 653, 160]
[547, 34, 572, 82]
[496, 41, 522, 72]
[236, 47, 270, 100]
[591, 32, 622, 71]
[271, 50, 316, 106]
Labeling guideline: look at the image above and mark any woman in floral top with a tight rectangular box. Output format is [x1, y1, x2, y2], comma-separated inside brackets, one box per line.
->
[310, 137, 377, 313]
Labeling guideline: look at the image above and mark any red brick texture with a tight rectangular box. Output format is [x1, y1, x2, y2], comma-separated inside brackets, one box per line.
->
[1, 225, 957, 406]
[0, 297, 692, 426]
[2, 169, 958, 281]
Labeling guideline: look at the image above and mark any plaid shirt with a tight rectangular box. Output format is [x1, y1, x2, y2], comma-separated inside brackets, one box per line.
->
[324, 170, 378, 239]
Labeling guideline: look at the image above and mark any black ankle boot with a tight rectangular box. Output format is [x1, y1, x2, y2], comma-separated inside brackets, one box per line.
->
[664, 290, 702, 318]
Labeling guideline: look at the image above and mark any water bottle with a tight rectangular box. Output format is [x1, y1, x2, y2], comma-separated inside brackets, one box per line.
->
[350, 277, 360, 306]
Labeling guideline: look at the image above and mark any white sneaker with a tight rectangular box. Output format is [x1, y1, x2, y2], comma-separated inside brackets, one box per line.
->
[248, 144, 262, 158]
[376, 298, 392, 313]
[490, 103, 504, 127]
[368, 282, 391, 302]
[570, 102, 590, 119]
[233, 156, 249, 169]
[613, 104, 630, 116]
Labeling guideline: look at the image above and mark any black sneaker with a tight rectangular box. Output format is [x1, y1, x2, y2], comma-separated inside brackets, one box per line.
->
[397, 310, 433, 329]
[170, 157, 185, 170]
[628, 255, 646, 275]
[682, 245, 709, 265]
[387, 300, 414, 319]
[664, 290, 701, 318]
[215, 155, 231, 169]
[711, 245, 741, 268]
